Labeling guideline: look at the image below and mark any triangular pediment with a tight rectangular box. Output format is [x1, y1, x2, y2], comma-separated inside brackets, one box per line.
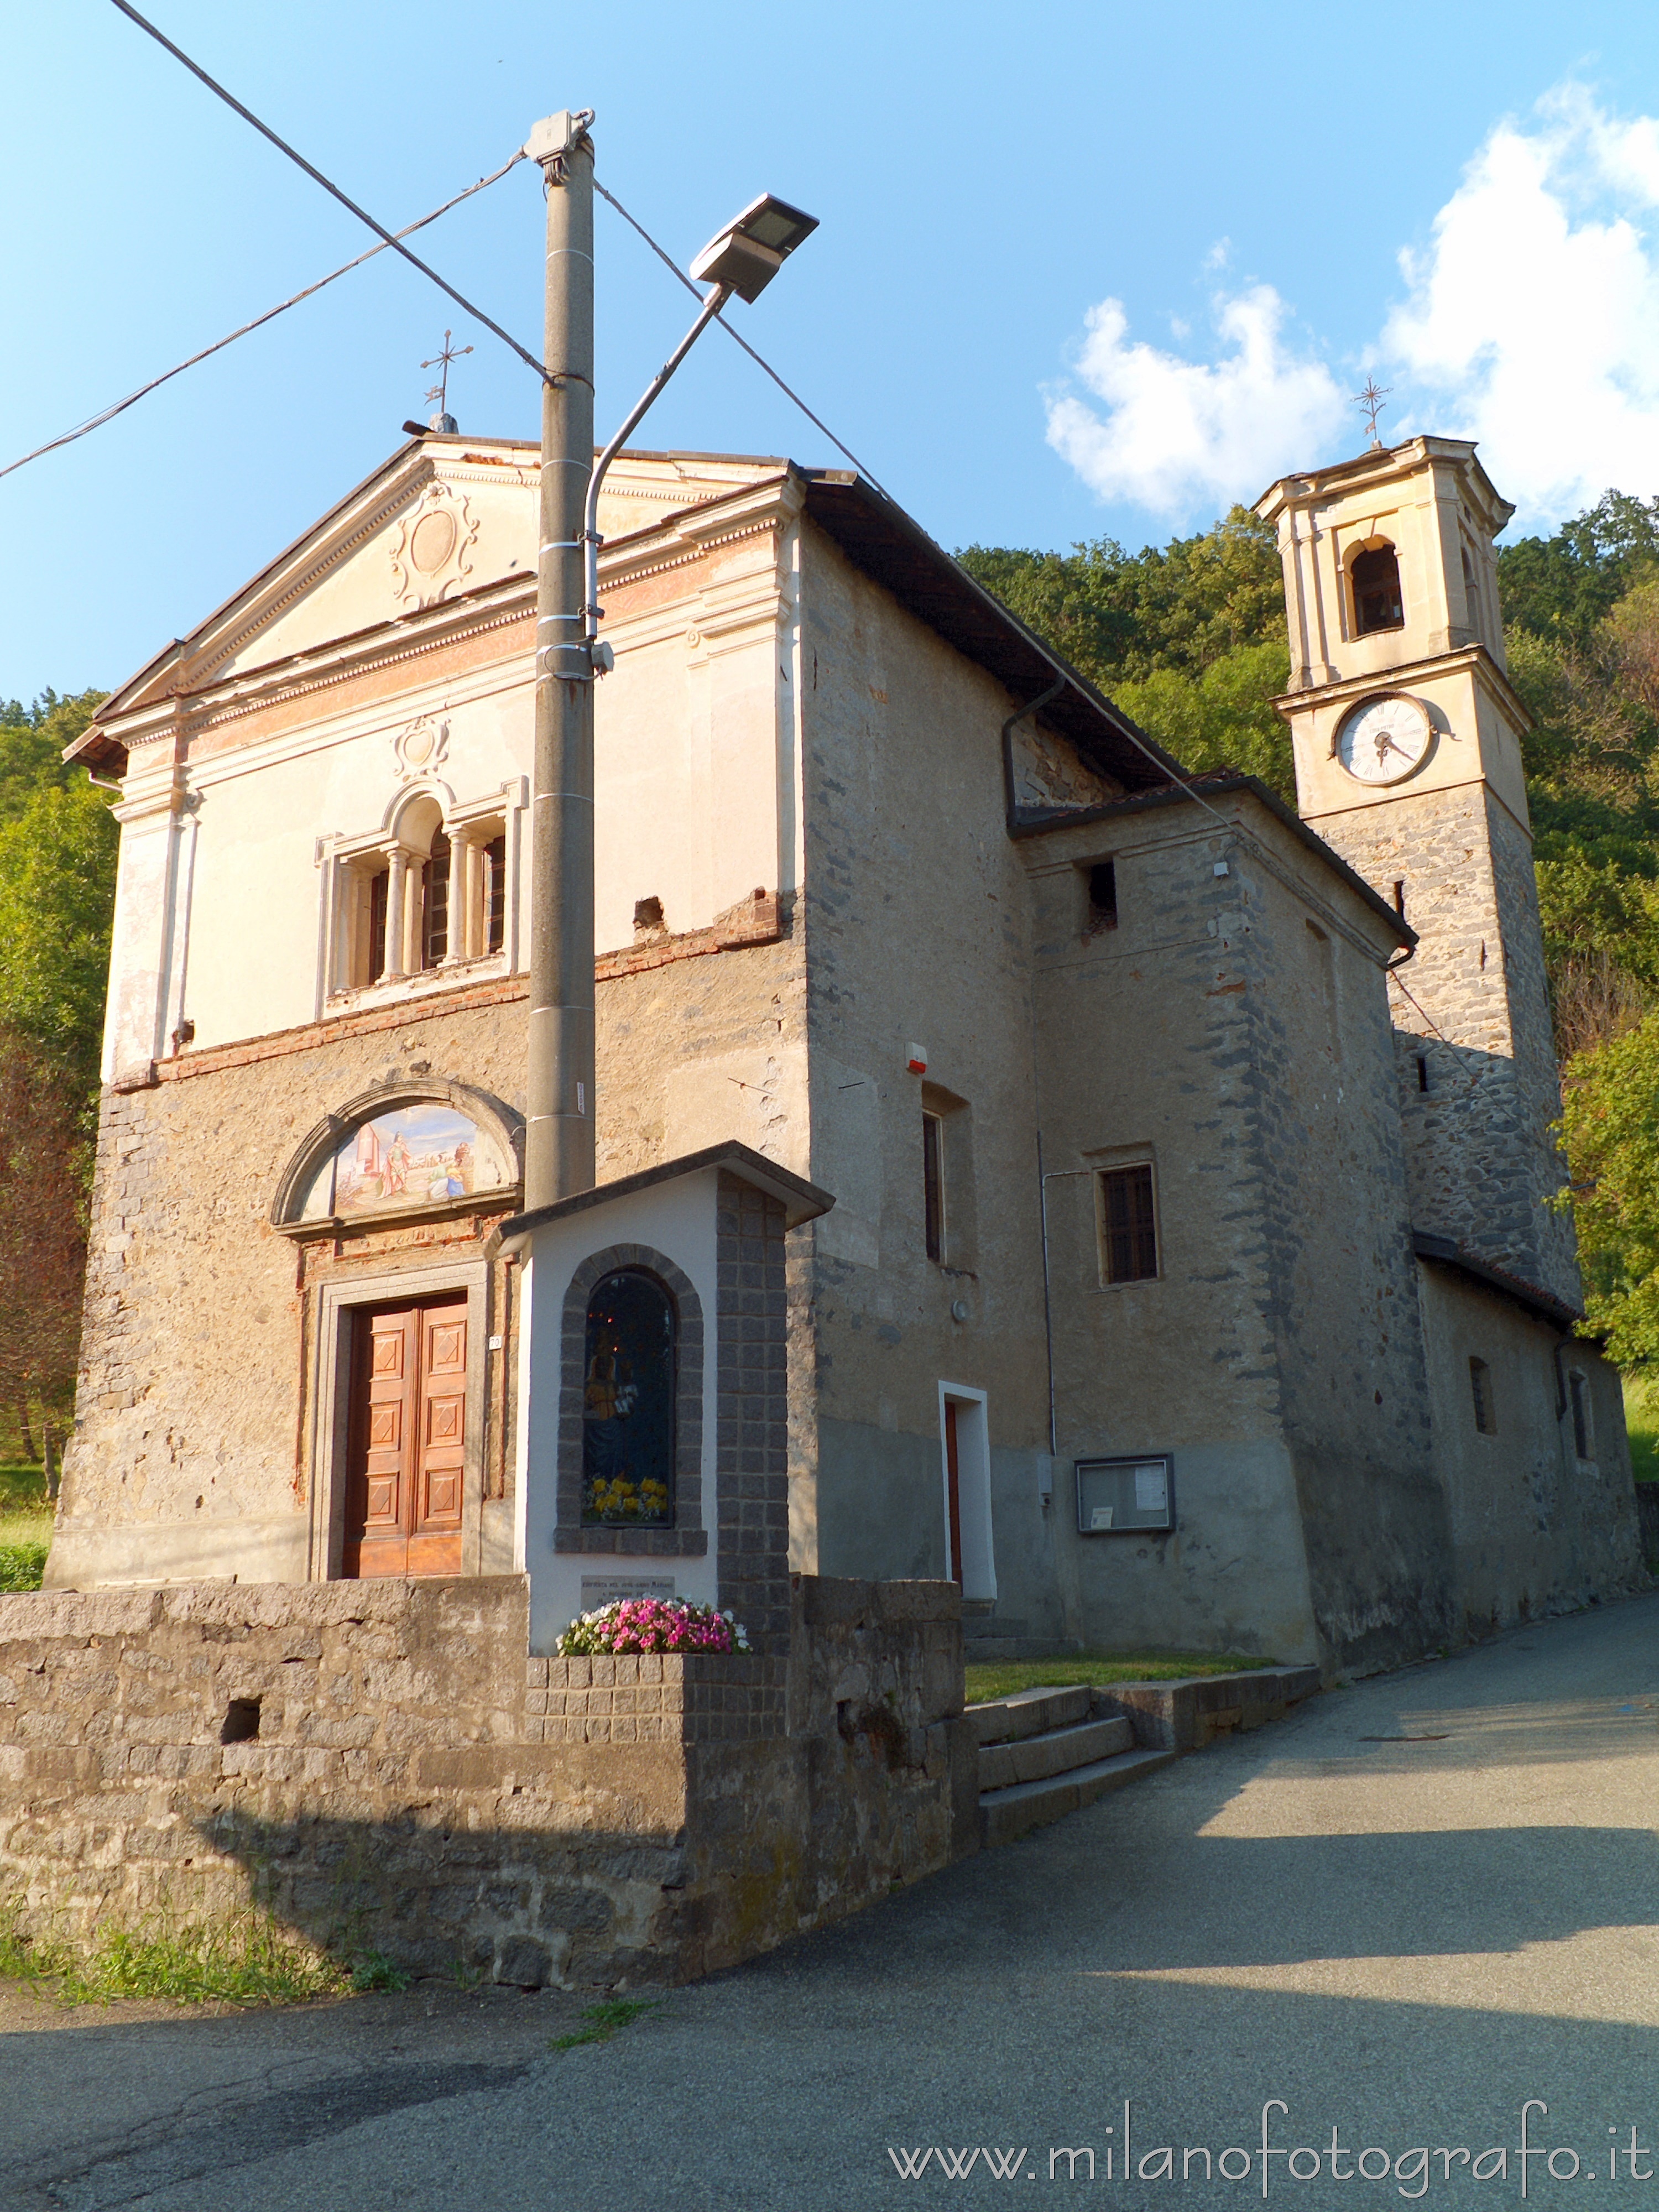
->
[97, 442, 791, 728]
[189, 441, 541, 695]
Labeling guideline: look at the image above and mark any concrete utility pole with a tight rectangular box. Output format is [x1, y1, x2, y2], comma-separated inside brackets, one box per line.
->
[525, 111, 596, 1211]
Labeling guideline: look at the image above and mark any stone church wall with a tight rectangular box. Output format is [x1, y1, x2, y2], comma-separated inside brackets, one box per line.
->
[1021, 790, 1457, 1674]
[794, 529, 1060, 1619]
[0, 1574, 973, 1989]
[1413, 1265, 1644, 1632]
[56, 920, 806, 1592]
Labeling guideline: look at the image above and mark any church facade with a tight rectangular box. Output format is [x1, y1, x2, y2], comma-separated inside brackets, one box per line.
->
[53, 430, 1644, 1673]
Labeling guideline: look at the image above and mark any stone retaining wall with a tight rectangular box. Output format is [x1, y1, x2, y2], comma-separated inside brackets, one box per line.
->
[1097, 1666, 1322, 1753]
[0, 1573, 972, 1989]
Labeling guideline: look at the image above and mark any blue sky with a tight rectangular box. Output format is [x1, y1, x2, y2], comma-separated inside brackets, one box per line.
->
[5, 0, 1659, 701]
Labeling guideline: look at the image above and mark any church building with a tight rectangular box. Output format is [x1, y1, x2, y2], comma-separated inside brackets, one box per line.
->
[53, 427, 1645, 1674]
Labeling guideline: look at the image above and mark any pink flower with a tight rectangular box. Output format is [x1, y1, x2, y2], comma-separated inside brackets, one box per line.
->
[556, 1595, 752, 1656]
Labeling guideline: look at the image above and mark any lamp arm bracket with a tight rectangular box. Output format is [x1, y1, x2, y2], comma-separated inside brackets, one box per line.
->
[582, 283, 733, 646]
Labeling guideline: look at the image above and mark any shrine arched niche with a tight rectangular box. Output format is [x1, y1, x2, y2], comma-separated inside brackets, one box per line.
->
[272, 1079, 523, 1230]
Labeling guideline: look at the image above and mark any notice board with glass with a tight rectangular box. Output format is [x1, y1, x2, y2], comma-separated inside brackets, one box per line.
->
[1076, 1454, 1173, 1535]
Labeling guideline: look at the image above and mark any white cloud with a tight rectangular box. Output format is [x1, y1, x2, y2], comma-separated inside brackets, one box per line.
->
[1045, 285, 1348, 518]
[1384, 86, 1659, 521]
[1047, 85, 1659, 532]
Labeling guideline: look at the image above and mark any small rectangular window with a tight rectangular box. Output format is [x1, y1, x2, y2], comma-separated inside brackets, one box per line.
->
[1469, 1356, 1495, 1435]
[1098, 1164, 1158, 1284]
[922, 1112, 945, 1262]
[1416, 1055, 1430, 1093]
[1569, 1370, 1592, 1460]
[1086, 860, 1118, 933]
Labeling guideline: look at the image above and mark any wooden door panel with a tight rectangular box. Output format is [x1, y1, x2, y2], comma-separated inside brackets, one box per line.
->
[414, 1306, 466, 1543]
[344, 1296, 469, 1578]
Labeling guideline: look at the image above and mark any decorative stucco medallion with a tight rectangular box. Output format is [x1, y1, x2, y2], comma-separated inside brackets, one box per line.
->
[393, 714, 450, 780]
[389, 481, 478, 608]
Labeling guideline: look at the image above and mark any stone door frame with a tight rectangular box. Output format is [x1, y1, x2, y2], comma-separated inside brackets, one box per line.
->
[308, 1258, 492, 1580]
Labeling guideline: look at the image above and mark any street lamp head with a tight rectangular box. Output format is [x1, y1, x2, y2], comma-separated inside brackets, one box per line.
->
[690, 192, 819, 304]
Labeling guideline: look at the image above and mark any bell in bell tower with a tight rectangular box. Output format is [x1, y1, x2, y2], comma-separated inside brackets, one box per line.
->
[1255, 435, 1578, 1306]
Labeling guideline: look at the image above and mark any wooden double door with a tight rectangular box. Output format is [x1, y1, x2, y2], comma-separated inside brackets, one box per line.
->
[344, 1296, 469, 1578]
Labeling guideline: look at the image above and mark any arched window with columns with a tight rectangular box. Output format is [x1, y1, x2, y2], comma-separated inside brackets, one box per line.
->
[324, 785, 518, 999]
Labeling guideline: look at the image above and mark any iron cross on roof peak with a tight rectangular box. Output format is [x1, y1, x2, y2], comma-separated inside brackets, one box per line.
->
[1353, 377, 1391, 451]
[420, 329, 474, 430]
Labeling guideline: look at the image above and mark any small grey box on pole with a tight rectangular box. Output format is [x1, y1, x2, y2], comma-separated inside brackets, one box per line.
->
[524, 111, 597, 1211]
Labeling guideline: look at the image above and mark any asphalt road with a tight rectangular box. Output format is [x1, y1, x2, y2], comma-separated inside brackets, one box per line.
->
[6, 1593, 1659, 2210]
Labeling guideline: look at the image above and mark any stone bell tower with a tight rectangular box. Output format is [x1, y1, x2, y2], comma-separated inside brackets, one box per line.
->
[1256, 435, 1578, 1306]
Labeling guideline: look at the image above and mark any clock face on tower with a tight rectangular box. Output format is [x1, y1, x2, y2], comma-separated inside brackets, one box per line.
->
[1334, 692, 1433, 786]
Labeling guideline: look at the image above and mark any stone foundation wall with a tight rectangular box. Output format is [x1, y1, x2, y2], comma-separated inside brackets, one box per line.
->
[0, 1572, 971, 1989]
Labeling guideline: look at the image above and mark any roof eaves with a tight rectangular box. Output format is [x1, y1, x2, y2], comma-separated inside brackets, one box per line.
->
[1010, 769, 1416, 947]
[489, 1139, 835, 1254]
[1412, 1232, 1585, 1333]
[794, 468, 1186, 795]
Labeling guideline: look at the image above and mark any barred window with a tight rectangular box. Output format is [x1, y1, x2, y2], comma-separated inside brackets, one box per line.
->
[1098, 1164, 1158, 1285]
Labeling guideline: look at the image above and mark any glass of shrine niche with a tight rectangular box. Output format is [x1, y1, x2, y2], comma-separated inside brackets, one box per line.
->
[581, 1268, 677, 1526]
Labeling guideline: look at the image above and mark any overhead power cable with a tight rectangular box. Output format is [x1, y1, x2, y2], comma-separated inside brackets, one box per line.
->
[107, 0, 549, 383]
[589, 175, 1237, 827]
[591, 174, 894, 501]
[0, 155, 527, 486]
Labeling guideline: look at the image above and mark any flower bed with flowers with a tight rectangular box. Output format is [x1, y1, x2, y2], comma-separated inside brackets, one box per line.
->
[555, 1596, 750, 1656]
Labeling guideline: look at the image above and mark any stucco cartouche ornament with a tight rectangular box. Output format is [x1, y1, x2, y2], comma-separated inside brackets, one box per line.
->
[389, 480, 479, 609]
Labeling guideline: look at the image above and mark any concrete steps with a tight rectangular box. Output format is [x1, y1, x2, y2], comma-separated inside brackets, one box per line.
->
[961, 1614, 1081, 1664]
[970, 1667, 1321, 1848]
[971, 1683, 1177, 1845]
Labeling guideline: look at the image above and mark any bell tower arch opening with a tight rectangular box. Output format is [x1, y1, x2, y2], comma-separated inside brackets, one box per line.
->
[1350, 540, 1404, 635]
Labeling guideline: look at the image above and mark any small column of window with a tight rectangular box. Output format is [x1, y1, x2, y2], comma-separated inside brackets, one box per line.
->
[384, 851, 409, 979]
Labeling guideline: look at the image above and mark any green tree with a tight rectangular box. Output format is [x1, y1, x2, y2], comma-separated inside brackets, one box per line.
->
[958, 506, 1293, 796]
[0, 774, 119, 1113]
[1558, 1014, 1659, 1363]
[1497, 491, 1659, 650]
[0, 690, 107, 827]
[0, 690, 114, 1467]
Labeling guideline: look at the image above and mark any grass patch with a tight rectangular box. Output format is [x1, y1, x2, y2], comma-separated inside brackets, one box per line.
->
[0, 1900, 406, 2007]
[0, 1464, 50, 1508]
[0, 1541, 47, 1593]
[1624, 1372, 1659, 1483]
[550, 1996, 661, 2051]
[0, 1466, 54, 1590]
[965, 1650, 1276, 1706]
